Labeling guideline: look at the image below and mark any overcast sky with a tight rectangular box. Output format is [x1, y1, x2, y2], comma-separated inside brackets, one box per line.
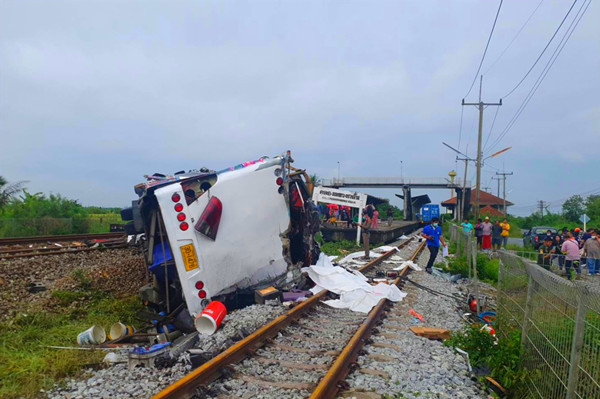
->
[1, 0, 598, 216]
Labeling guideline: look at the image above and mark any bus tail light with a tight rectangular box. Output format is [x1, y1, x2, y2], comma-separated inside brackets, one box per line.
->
[198, 290, 207, 299]
[195, 281, 204, 290]
[172, 193, 181, 202]
[276, 177, 283, 186]
[177, 213, 186, 221]
[180, 222, 189, 231]
[195, 196, 222, 240]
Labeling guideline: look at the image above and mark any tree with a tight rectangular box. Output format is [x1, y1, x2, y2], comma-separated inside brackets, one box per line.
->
[310, 174, 322, 186]
[0, 176, 27, 208]
[562, 195, 585, 222]
[585, 195, 600, 224]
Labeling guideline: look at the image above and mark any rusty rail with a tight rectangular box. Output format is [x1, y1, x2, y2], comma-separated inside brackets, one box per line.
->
[0, 232, 125, 246]
[151, 237, 417, 399]
[310, 240, 426, 399]
[0, 243, 128, 260]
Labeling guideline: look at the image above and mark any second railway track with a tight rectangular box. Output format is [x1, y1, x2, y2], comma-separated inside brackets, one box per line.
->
[152, 235, 426, 399]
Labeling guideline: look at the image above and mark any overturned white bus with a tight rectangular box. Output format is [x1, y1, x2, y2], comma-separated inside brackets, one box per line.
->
[121, 152, 320, 328]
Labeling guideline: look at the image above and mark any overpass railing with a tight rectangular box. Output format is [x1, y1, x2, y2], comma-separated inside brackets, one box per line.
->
[322, 177, 470, 187]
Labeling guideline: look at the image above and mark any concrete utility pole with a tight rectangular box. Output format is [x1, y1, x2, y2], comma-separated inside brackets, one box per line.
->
[456, 157, 472, 221]
[462, 76, 502, 219]
[496, 171, 513, 214]
[538, 200, 547, 218]
[492, 176, 502, 198]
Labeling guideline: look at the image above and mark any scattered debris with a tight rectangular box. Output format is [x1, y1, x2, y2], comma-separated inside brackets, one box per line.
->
[27, 282, 46, 293]
[254, 286, 283, 305]
[409, 326, 451, 340]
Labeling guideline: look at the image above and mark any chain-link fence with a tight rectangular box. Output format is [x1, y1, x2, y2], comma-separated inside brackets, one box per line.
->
[498, 251, 600, 398]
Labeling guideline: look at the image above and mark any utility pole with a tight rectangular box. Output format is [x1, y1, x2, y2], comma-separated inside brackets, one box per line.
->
[538, 200, 546, 218]
[456, 157, 472, 222]
[496, 171, 513, 215]
[492, 176, 502, 198]
[462, 76, 502, 219]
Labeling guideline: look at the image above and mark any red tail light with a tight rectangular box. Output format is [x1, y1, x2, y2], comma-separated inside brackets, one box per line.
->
[177, 213, 186, 221]
[198, 290, 207, 299]
[195, 196, 222, 240]
[276, 177, 284, 186]
[172, 193, 181, 202]
[174, 203, 184, 212]
[180, 222, 189, 231]
[195, 281, 204, 290]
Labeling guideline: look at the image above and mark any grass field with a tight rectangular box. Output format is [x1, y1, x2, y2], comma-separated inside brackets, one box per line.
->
[0, 292, 143, 399]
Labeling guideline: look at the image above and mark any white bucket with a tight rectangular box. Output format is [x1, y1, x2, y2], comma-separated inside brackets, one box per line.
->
[108, 322, 135, 340]
[77, 325, 106, 345]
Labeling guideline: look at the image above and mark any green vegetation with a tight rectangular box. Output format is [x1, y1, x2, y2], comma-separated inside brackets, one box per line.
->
[0, 177, 123, 237]
[445, 324, 527, 394]
[376, 202, 403, 220]
[441, 253, 499, 284]
[0, 272, 144, 399]
[319, 239, 384, 260]
[507, 194, 600, 232]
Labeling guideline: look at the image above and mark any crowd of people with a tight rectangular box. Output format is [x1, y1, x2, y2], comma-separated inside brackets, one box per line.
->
[460, 216, 511, 251]
[534, 227, 599, 279]
[320, 203, 397, 230]
[459, 215, 599, 280]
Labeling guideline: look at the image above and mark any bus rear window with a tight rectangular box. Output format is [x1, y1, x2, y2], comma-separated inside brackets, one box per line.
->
[181, 175, 218, 205]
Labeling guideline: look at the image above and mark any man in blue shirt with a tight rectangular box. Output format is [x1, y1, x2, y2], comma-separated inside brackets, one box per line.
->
[461, 218, 473, 234]
[421, 217, 447, 274]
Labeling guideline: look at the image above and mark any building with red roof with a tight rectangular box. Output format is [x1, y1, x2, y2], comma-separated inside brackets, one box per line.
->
[442, 189, 513, 218]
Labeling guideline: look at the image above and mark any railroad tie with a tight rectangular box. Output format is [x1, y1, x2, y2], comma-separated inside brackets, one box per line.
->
[254, 355, 328, 371]
[271, 343, 338, 356]
[368, 353, 396, 362]
[234, 374, 316, 391]
[370, 342, 402, 352]
[358, 368, 391, 380]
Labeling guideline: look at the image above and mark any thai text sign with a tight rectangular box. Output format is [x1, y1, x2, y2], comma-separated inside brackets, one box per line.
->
[312, 186, 367, 209]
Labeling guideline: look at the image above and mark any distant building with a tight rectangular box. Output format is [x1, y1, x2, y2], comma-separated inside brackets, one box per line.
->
[441, 189, 513, 218]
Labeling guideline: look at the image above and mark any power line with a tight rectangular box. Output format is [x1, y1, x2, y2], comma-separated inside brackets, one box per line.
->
[487, 0, 591, 152]
[463, 0, 504, 99]
[501, 0, 579, 99]
[483, 0, 546, 75]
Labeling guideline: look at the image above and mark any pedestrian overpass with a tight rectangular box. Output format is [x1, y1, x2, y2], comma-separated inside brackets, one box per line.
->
[321, 177, 471, 221]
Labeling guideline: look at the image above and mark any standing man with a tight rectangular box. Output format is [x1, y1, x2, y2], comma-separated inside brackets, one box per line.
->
[500, 218, 511, 249]
[481, 217, 493, 251]
[461, 218, 473, 234]
[386, 206, 394, 226]
[353, 214, 373, 260]
[583, 229, 600, 276]
[474, 218, 483, 250]
[421, 217, 447, 274]
[561, 231, 582, 280]
[492, 220, 503, 252]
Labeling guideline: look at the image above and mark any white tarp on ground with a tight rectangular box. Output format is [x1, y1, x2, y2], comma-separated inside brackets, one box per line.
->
[306, 253, 407, 313]
[393, 260, 422, 272]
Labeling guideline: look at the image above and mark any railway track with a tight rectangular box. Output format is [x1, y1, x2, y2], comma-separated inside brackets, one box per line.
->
[152, 236, 426, 399]
[0, 232, 125, 246]
[0, 232, 128, 260]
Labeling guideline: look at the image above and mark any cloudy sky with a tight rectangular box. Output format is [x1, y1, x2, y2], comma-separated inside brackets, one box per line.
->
[1, 0, 598, 215]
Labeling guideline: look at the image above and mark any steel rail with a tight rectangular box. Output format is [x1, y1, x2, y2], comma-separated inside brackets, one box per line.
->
[0, 232, 125, 246]
[151, 237, 416, 399]
[0, 244, 128, 260]
[309, 240, 426, 399]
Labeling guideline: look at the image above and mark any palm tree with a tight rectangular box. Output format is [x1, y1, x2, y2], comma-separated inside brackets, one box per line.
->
[310, 174, 321, 186]
[0, 176, 28, 207]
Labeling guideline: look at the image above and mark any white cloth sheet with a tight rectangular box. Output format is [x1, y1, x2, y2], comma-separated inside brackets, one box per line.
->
[307, 253, 407, 313]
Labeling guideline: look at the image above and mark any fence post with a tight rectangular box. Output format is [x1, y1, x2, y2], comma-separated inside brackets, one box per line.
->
[521, 274, 535, 347]
[566, 289, 588, 399]
[472, 240, 481, 314]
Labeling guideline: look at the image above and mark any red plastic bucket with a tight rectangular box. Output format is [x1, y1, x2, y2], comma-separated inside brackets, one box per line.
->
[194, 301, 227, 335]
